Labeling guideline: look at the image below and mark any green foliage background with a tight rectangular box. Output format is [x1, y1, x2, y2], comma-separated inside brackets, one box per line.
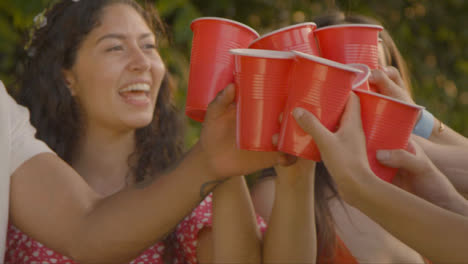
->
[1, 0, 467, 148]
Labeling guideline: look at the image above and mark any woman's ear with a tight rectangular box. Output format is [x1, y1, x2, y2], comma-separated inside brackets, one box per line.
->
[62, 69, 77, 96]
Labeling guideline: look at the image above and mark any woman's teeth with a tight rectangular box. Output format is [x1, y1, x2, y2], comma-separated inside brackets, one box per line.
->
[119, 83, 151, 93]
[119, 83, 151, 104]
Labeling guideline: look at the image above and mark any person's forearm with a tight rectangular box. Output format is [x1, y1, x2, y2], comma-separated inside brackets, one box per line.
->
[263, 164, 316, 264]
[354, 169, 468, 263]
[428, 118, 468, 147]
[447, 195, 468, 217]
[440, 166, 468, 198]
[211, 176, 261, 263]
[71, 143, 220, 263]
[416, 140, 468, 195]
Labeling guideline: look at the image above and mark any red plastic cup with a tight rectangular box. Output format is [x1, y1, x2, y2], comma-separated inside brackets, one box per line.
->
[231, 49, 294, 151]
[354, 89, 423, 182]
[315, 24, 383, 70]
[278, 51, 361, 161]
[186, 17, 259, 122]
[349, 63, 371, 91]
[248, 22, 319, 55]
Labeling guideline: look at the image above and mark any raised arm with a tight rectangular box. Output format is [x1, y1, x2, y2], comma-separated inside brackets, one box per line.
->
[370, 68, 468, 196]
[10, 84, 283, 263]
[292, 93, 468, 263]
[412, 136, 468, 197]
[262, 159, 317, 264]
[376, 138, 468, 217]
[210, 176, 262, 263]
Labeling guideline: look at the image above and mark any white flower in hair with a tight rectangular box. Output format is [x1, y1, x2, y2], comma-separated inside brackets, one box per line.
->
[33, 12, 47, 29]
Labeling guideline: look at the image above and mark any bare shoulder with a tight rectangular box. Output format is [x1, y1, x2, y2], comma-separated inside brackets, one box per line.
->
[10, 152, 99, 252]
[11, 152, 97, 202]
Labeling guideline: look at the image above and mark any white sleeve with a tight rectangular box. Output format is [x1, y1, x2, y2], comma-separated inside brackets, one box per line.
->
[7, 91, 54, 175]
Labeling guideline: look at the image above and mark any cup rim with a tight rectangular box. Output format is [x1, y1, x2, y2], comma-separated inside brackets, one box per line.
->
[191, 17, 260, 37]
[292, 51, 363, 73]
[348, 63, 371, 89]
[353, 89, 425, 110]
[249, 22, 317, 47]
[230, 48, 295, 59]
[315, 23, 384, 33]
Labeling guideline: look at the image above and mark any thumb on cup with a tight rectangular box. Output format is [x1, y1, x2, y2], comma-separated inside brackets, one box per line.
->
[376, 149, 414, 168]
[376, 145, 424, 176]
[377, 139, 431, 175]
[292, 107, 332, 150]
[205, 84, 236, 120]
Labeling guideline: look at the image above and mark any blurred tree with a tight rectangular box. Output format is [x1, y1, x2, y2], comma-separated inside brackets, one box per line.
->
[0, 0, 49, 85]
[1, 0, 467, 144]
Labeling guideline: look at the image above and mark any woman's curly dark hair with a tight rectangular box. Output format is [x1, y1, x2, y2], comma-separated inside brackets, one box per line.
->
[16, 0, 184, 183]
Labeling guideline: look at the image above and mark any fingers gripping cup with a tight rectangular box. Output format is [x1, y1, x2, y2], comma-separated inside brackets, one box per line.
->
[354, 89, 423, 182]
[278, 51, 361, 161]
[231, 49, 294, 151]
[248, 22, 320, 55]
[186, 17, 259, 122]
[315, 24, 383, 70]
[349, 63, 371, 91]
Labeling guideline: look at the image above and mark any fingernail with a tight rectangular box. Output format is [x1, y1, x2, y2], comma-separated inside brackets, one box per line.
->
[292, 108, 304, 119]
[376, 150, 390, 161]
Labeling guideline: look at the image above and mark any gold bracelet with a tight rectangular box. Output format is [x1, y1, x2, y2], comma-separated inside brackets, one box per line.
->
[438, 120, 445, 133]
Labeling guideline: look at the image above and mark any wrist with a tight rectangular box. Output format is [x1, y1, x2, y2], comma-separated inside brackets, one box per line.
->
[274, 161, 316, 187]
[342, 166, 381, 207]
[190, 142, 234, 198]
[275, 172, 315, 195]
[190, 142, 220, 181]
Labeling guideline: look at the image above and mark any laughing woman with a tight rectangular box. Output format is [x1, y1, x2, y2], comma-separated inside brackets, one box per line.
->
[4, 0, 280, 263]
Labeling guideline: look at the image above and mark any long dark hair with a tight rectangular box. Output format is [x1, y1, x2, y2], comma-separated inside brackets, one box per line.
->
[16, 0, 184, 183]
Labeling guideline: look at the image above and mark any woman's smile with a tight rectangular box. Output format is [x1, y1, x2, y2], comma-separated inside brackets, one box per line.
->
[118, 82, 152, 106]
